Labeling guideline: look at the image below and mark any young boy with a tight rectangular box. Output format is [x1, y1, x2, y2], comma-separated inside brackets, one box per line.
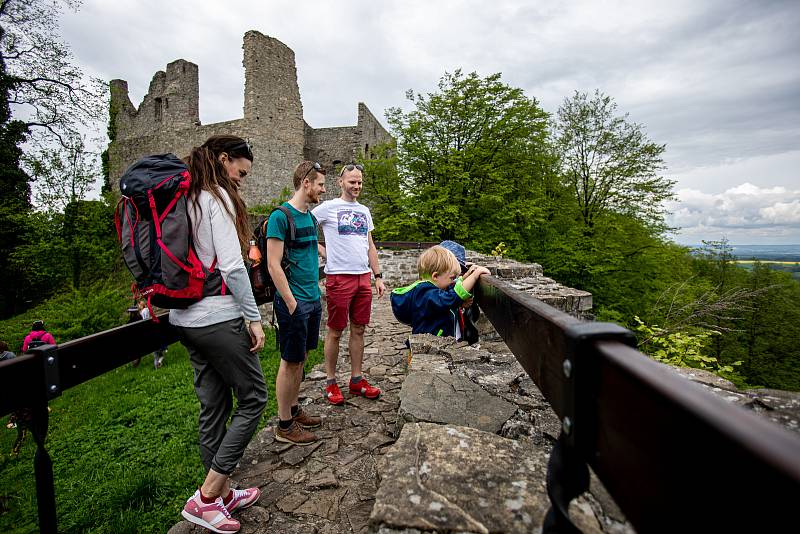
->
[391, 245, 490, 339]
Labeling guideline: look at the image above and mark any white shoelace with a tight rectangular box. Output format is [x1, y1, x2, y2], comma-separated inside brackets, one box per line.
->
[213, 498, 233, 518]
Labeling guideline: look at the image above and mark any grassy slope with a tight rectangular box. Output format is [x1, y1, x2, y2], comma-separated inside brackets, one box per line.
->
[1, 315, 321, 533]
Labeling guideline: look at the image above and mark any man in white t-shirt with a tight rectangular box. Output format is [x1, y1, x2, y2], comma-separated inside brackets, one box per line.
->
[312, 163, 386, 405]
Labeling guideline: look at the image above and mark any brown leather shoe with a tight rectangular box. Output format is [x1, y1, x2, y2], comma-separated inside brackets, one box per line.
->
[293, 408, 321, 429]
[274, 421, 318, 445]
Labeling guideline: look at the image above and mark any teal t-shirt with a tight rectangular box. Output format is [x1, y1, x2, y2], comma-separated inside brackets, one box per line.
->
[266, 203, 320, 302]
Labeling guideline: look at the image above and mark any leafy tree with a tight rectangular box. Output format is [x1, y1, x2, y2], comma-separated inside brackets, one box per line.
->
[0, 0, 106, 314]
[554, 90, 674, 231]
[0, 0, 104, 149]
[732, 265, 800, 390]
[359, 142, 427, 241]
[541, 212, 692, 320]
[27, 133, 99, 211]
[0, 5, 30, 316]
[382, 70, 559, 254]
[10, 196, 118, 294]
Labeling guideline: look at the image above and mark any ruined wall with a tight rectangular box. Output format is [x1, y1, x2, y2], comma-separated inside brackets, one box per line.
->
[240, 31, 305, 206]
[356, 102, 392, 158]
[304, 124, 357, 201]
[304, 125, 356, 170]
[108, 31, 393, 208]
[303, 102, 393, 201]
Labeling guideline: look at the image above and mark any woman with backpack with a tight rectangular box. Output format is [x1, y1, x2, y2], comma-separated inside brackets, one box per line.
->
[170, 135, 267, 533]
[21, 320, 56, 352]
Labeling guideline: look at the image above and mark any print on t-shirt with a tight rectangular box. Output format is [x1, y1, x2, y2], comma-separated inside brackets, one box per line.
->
[337, 209, 369, 236]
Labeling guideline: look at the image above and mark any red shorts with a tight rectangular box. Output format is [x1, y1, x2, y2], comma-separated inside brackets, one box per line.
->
[325, 273, 372, 330]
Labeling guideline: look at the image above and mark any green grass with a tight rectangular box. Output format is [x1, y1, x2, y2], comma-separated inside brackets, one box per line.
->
[0, 329, 323, 533]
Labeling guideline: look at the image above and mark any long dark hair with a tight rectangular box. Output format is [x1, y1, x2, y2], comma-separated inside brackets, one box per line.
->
[185, 135, 253, 251]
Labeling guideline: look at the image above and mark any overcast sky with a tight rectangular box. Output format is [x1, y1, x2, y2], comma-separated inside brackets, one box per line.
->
[60, 0, 799, 244]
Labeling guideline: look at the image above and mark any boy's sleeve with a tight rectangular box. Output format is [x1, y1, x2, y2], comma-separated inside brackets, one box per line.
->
[453, 277, 473, 300]
[266, 209, 287, 241]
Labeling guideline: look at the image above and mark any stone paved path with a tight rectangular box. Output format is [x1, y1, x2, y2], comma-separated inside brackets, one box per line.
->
[169, 297, 415, 534]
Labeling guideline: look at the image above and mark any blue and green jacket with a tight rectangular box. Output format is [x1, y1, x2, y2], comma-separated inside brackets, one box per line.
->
[390, 278, 473, 338]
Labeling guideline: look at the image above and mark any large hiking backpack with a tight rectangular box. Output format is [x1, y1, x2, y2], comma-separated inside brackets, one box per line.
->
[250, 205, 317, 304]
[114, 154, 224, 313]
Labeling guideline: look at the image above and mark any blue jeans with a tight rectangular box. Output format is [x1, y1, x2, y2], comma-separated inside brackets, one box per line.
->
[274, 296, 322, 362]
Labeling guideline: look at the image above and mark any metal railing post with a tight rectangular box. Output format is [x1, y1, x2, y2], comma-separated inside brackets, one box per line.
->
[27, 345, 61, 533]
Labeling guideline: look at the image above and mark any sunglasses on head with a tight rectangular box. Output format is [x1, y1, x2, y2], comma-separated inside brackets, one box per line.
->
[302, 161, 326, 181]
[339, 163, 364, 177]
[229, 139, 253, 159]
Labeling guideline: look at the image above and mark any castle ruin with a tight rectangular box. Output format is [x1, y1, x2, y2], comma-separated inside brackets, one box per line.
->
[107, 31, 393, 206]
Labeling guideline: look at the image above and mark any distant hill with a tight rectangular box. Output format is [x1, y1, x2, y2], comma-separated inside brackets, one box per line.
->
[690, 244, 800, 262]
[732, 245, 800, 262]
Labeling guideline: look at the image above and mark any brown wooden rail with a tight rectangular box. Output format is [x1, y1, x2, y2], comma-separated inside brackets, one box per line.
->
[475, 274, 800, 532]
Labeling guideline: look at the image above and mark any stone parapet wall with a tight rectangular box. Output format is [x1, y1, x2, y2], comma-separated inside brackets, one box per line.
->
[375, 248, 592, 318]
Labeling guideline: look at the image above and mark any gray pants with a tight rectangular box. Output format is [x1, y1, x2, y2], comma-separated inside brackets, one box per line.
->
[178, 318, 268, 475]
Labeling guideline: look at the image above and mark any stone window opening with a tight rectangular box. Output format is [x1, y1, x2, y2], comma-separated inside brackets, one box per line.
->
[154, 97, 162, 121]
[364, 143, 369, 158]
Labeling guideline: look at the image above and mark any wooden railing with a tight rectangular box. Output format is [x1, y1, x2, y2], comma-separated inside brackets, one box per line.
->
[2, 269, 799, 532]
[0, 315, 178, 533]
[475, 275, 800, 532]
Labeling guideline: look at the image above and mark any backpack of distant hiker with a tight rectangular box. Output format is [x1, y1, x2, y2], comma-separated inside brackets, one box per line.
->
[25, 332, 48, 350]
[250, 206, 317, 305]
[114, 154, 224, 314]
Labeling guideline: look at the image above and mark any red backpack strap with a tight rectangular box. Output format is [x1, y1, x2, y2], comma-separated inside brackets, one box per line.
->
[208, 258, 226, 295]
[147, 294, 159, 324]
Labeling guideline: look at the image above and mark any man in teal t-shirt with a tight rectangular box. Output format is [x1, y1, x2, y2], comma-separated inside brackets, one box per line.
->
[266, 203, 320, 302]
[266, 161, 326, 446]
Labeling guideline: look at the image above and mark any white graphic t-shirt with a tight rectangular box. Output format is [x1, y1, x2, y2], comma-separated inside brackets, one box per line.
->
[312, 198, 375, 274]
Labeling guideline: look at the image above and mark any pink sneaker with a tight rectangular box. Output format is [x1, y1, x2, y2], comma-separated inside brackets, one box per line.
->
[181, 489, 240, 533]
[225, 486, 260, 513]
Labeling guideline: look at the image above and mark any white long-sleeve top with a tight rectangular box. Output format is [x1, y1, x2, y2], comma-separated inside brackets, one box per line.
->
[169, 188, 261, 328]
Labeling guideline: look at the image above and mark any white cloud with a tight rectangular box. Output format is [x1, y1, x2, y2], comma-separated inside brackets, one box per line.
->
[761, 200, 800, 224]
[667, 183, 800, 244]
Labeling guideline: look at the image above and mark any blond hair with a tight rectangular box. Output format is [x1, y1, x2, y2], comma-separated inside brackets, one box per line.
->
[418, 246, 460, 278]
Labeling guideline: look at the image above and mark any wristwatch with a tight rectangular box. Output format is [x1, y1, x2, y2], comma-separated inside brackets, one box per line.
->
[374, 272, 383, 279]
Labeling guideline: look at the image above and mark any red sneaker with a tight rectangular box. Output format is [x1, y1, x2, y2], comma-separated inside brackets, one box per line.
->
[326, 383, 345, 405]
[349, 377, 381, 399]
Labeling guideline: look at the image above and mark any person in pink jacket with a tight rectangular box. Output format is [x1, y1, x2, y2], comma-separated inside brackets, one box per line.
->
[22, 320, 55, 352]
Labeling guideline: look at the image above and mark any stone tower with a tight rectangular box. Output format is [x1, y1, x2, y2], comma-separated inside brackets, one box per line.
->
[107, 31, 392, 207]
